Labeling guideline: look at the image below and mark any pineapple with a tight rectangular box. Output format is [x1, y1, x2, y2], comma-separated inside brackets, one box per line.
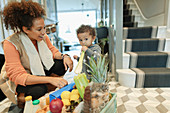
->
[85, 53, 110, 83]
[82, 53, 110, 113]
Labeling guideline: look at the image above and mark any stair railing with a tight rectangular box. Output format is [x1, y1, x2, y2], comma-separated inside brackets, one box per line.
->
[132, 0, 165, 20]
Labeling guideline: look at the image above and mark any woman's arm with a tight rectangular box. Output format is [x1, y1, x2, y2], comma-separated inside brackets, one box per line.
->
[45, 34, 62, 59]
[3, 40, 67, 88]
[25, 75, 67, 88]
[45, 35, 73, 72]
[4, 40, 29, 86]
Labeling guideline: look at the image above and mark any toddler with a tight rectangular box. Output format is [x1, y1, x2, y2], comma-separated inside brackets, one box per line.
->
[73, 25, 101, 79]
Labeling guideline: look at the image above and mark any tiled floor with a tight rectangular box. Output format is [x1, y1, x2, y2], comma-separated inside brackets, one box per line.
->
[109, 80, 170, 113]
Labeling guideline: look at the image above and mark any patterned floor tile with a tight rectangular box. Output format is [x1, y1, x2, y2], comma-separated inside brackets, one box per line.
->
[160, 92, 170, 100]
[125, 103, 142, 113]
[117, 104, 127, 113]
[162, 100, 170, 111]
[143, 92, 159, 98]
[156, 104, 168, 113]
[136, 104, 148, 113]
[143, 103, 161, 113]
[124, 111, 134, 113]
[160, 88, 170, 92]
[138, 95, 148, 103]
[144, 95, 161, 103]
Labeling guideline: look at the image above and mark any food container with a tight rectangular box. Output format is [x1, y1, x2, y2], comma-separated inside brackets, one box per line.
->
[100, 92, 117, 113]
[49, 83, 75, 102]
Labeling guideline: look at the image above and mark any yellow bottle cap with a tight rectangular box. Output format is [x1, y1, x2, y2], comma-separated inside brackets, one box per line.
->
[25, 96, 32, 101]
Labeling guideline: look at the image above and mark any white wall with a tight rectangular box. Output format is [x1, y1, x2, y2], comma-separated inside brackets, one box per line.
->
[135, 0, 169, 26]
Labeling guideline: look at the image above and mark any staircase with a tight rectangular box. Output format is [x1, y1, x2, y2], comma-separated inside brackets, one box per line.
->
[117, 26, 170, 88]
[123, 0, 144, 27]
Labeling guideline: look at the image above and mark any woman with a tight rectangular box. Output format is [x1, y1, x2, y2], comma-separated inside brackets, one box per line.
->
[0, 1, 73, 108]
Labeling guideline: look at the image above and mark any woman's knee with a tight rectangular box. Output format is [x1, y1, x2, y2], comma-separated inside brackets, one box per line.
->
[27, 84, 47, 100]
[17, 84, 48, 100]
[51, 59, 67, 76]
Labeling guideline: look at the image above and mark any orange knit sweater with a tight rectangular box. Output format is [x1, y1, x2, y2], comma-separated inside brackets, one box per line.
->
[3, 34, 59, 86]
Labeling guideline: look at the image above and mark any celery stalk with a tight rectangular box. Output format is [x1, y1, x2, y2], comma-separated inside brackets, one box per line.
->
[74, 73, 89, 98]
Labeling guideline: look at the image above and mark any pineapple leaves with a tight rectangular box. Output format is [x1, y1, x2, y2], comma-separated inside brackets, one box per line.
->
[84, 53, 109, 83]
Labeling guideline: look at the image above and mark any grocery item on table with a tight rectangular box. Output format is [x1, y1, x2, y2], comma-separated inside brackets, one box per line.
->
[74, 73, 89, 98]
[61, 91, 70, 100]
[36, 105, 50, 113]
[60, 88, 81, 112]
[32, 100, 41, 113]
[38, 96, 46, 109]
[74, 51, 85, 74]
[46, 94, 50, 105]
[24, 96, 33, 113]
[49, 98, 63, 113]
[49, 83, 75, 102]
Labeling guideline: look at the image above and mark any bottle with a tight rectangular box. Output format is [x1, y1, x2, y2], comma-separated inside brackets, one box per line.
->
[32, 100, 41, 113]
[39, 96, 46, 109]
[45, 94, 50, 105]
[23, 96, 33, 113]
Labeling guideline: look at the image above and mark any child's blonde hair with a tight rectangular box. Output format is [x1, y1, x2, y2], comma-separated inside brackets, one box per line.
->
[76, 25, 96, 38]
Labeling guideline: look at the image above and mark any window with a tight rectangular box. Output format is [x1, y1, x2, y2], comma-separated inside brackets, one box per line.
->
[58, 10, 97, 44]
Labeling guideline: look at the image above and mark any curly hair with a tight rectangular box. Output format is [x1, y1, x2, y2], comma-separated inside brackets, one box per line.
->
[76, 25, 96, 38]
[2, 1, 46, 32]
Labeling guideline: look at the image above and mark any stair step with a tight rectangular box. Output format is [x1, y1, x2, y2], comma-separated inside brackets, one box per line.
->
[124, 4, 130, 9]
[123, 15, 135, 22]
[123, 9, 132, 15]
[131, 8, 140, 15]
[134, 14, 142, 21]
[127, 51, 170, 68]
[124, 38, 165, 52]
[123, 22, 138, 27]
[128, 3, 136, 9]
[123, 0, 127, 4]
[117, 67, 170, 88]
[123, 26, 158, 39]
[127, 0, 134, 3]
[133, 68, 170, 87]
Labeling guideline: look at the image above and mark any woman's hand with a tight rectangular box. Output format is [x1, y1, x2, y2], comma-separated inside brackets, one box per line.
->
[49, 77, 68, 89]
[63, 56, 73, 72]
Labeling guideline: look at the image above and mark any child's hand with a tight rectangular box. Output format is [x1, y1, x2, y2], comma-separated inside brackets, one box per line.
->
[81, 46, 88, 52]
[73, 55, 78, 60]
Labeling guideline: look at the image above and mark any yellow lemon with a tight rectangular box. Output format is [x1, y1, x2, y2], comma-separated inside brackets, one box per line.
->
[61, 91, 70, 99]
[62, 99, 71, 106]
[70, 89, 79, 95]
[70, 94, 79, 101]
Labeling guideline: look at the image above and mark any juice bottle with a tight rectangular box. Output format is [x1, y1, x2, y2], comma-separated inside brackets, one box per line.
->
[45, 94, 50, 105]
[39, 96, 46, 109]
[32, 100, 41, 113]
[23, 96, 33, 113]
